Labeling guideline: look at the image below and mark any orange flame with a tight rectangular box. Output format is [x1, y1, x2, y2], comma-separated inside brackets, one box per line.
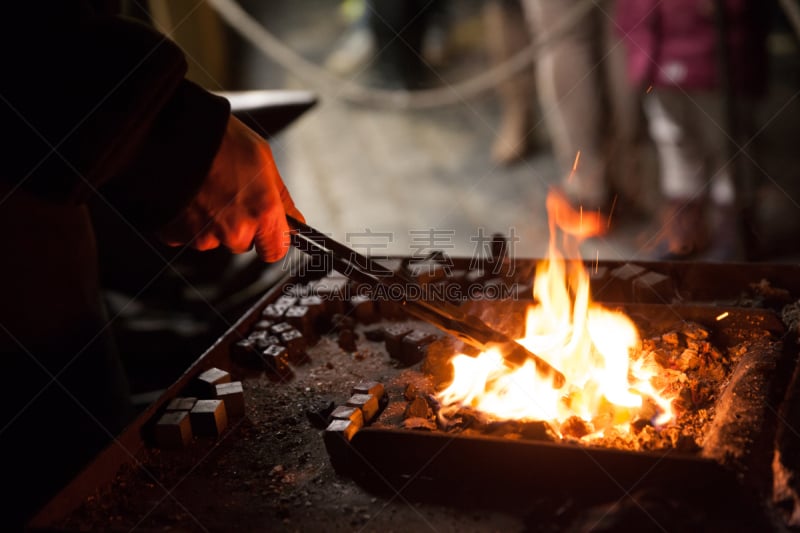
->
[438, 189, 674, 439]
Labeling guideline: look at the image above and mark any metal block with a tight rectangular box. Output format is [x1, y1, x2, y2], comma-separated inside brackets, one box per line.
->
[383, 324, 412, 360]
[346, 393, 380, 422]
[215, 381, 245, 418]
[165, 397, 197, 412]
[154, 411, 192, 449]
[331, 405, 365, 427]
[262, 344, 291, 375]
[351, 381, 385, 402]
[196, 367, 231, 398]
[189, 399, 228, 437]
[399, 330, 437, 366]
[325, 418, 359, 442]
[280, 328, 309, 364]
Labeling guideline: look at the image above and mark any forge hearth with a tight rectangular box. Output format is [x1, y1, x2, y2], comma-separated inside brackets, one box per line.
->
[34, 259, 800, 532]
[323, 302, 789, 507]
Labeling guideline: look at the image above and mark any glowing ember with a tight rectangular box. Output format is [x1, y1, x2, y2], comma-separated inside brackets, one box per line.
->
[438, 189, 675, 441]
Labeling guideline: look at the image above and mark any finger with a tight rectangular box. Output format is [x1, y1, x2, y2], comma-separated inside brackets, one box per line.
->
[254, 205, 292, 263]
[276, 178, 305, 223]
[259, 142, 304, 223]
[219, 218, 257, 254]
[193, 232, 221, 251]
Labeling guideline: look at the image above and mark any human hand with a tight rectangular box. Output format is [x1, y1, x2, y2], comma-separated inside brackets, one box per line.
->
[158, 115, 304, 262]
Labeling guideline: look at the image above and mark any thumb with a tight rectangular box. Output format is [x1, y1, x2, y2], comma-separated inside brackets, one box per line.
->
[254, 204, 292, 263]
[276, 178, 305, 223]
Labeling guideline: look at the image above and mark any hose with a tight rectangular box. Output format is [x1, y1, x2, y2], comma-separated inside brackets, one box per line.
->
[778, 0, 800, 41]
[206, 0, 597, 110]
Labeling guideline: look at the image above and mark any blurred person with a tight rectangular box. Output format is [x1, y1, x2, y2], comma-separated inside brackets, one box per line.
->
[1, 1, 303, 526]
[517, 0, 637, 212]
[617, 0, 769, 259]
[326, 0, 450, 86]
[485, 0, 537, 164]
[325, 0, 377, 75]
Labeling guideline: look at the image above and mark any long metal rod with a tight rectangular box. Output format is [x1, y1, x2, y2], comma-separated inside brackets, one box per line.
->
[287, 216, 565, 388]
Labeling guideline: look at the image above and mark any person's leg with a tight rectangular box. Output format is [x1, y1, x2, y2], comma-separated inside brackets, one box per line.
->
[523, 0, 608, 209]
[642, 90, 710, 258]
[601, 0, 647, 211]
[421, 0, 450, 67]
[699, 94, 751, 260]
[366, 0, 436, 88]
[325, 2, 376, 76]
[485, 0, 535, 164]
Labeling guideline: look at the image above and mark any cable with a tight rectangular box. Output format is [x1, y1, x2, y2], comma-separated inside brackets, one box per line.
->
[778, 0, 800, 41]
[206, 0, 596, 110]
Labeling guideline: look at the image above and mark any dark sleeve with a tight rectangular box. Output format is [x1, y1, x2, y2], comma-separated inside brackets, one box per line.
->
[1, 1, 229, 230]
[101, 80, 230, 232]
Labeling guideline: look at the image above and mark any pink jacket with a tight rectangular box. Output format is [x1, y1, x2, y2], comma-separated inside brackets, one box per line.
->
[615, 0, 768, 94]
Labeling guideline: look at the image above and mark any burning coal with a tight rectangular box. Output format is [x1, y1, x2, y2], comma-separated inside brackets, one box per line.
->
[437, 190, 675, 441]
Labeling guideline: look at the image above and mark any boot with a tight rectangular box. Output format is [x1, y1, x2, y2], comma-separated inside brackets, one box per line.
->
[649, 198, 710, 260]
[484, 0, 535, 165]
[704, 203, 746, 261]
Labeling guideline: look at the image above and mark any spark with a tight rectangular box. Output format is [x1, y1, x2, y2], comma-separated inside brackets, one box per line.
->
[567, 151, 581, 184]
[646, 85, 653, 94]
[716, 311, 729, 321]
[607, 195, 618, 228]
[595, 250, 599, 274]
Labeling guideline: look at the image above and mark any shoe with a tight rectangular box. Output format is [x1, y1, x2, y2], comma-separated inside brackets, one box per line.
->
[704, 204, 746, 261]
[648, 199, 710, 260]
[560, 168, 610, 213]
[485, 0, 534, 165]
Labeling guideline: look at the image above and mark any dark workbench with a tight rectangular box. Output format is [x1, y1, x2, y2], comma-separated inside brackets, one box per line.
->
[30, 259, 800, 531]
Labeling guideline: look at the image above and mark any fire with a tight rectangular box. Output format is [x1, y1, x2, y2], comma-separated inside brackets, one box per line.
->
[438, 189, 675, 440]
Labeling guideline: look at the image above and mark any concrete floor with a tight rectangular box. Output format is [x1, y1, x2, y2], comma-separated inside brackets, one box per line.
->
[221, 0, 800, 263]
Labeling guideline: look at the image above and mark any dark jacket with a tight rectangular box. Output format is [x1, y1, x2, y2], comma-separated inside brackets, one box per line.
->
[615, 0, 768, 95]
[1, 0, 230, 230]
[0, 2, 231, 526]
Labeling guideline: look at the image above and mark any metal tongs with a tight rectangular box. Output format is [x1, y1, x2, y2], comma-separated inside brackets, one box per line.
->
[287, 217, 565, 389]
